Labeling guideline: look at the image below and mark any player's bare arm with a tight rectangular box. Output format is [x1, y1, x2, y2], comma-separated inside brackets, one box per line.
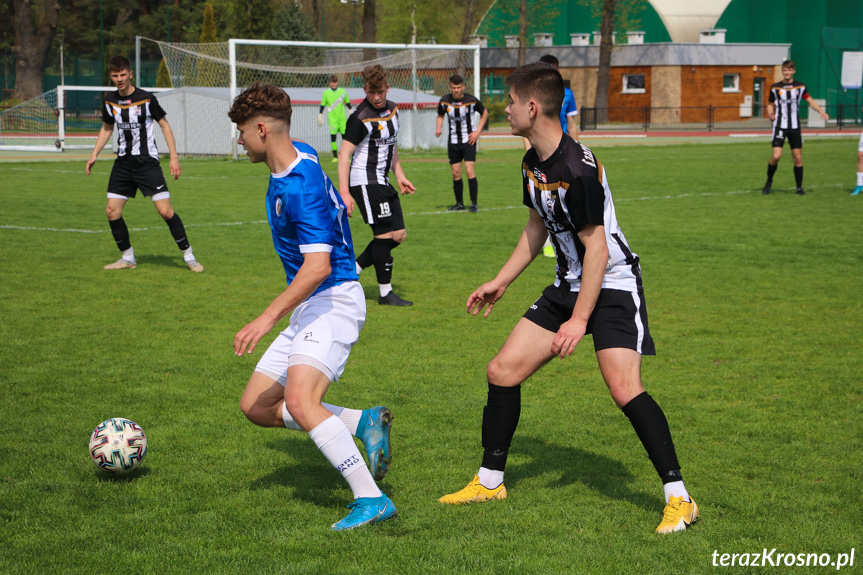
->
[157, 118, 181, 180]
[567, 116, 579, 141]
[468, 109, 489, 146]
[337, 140, 356, 216]
[468, 209, 547, 317]
[392, 149, 415, 195]
[551, 223, 608, 359]
[807, 98, 830, 121]
[435, 114, 444, 138]
[234, 252, 331, 356]
[767, 102, 775, 121]
[85, 123, 115, 175]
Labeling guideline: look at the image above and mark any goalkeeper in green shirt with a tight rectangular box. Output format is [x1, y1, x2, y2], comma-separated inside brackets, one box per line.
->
[319, 75, 353, 162]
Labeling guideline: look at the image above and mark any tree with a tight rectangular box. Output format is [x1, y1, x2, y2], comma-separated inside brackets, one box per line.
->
[196, 3, 221, 87]
[361, 0, 376, 60]
[595, 0, 614, 123]
[272, 0, 314, 42]
[12, 0, 60, 101]
[156, 58, 172, 87]
[517, 0, 526, 66]
[200, 2, 217, 42]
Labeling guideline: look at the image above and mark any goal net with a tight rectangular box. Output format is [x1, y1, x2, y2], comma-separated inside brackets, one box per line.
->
[0, 86, 169, 153]
[151, 39, 480, 157]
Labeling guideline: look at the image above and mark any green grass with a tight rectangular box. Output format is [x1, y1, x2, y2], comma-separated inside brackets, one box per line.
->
[1, 139, 861, 574]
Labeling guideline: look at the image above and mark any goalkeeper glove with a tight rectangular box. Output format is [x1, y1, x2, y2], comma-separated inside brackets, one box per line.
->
[317, 114, 324, 127]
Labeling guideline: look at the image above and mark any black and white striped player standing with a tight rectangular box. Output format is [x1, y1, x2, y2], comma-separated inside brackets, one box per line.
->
[85, 56, 202, 272]
[435, 74, 488, 212]
[439, 63, 699, 535]
[337, 64, 416, 306]
[762, 60, 829, 196]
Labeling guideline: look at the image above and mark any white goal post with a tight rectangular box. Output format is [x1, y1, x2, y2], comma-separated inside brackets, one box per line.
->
[226, 40, 480, 158]
[149, 38, 480, 158]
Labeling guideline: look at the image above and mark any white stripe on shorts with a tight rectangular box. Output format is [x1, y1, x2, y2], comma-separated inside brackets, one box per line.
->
[359, 185, 375, 223]
[630, 291, 645, 354]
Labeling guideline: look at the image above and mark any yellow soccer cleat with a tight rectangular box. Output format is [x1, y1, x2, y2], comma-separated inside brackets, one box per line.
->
[439, 475, 507, 505]
[104, 258, 136, 270]
[656, 496, 699, 534]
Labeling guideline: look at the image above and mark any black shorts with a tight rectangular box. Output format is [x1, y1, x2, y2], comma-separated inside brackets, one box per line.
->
[523, 285, 656, 355]
[349, 183, 405, 234]
[107, 156, 169, 198]
[771, 127, 803, 149]
[448, 142, 477, 164]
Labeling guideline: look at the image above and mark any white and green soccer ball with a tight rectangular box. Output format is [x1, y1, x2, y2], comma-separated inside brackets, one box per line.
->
[88, 418, 148, 474]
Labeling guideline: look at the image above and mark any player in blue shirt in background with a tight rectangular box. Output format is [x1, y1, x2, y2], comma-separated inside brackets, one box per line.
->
[228, 83, 396, 531]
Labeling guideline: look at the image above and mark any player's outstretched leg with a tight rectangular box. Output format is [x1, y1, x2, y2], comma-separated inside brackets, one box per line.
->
[331, 493, 397, 531]
[439, 475, 507, 505]
[656, 496, 699, 534]
[356, 406, 392, 480]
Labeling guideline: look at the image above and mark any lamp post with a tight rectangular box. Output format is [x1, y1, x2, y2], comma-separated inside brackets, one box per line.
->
[340, 0, 361, 42]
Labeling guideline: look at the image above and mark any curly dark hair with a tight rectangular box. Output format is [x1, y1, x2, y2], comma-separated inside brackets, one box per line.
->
[362, 64, 388, 91]
[227, 83, 293, 126]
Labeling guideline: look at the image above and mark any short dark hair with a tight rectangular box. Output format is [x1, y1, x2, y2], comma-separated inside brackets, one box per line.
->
[363, 64, 388, 91]
[507, 62, 563, 120]
[329, 74, 339, 83]
[108, 56, 132, 73]
[782, 60, 795, 70]
[449, 74, 464, 85]
[538, 54, 559, 69]
[227, 82, 293, 126]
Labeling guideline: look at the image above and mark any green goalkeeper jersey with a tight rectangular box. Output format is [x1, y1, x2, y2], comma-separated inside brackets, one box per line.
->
[321, 87, 350, 123]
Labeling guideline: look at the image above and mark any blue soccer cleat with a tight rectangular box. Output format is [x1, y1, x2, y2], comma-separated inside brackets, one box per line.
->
[356, 406, 392, 480]
[331, 494, 397, 531]
[851, 185, 863, 196]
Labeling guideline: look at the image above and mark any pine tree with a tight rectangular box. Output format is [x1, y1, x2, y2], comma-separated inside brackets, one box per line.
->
[156, 58, 173, 88]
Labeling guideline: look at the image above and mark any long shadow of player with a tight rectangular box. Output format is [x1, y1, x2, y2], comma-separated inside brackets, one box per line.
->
[506, 435, 657, 512]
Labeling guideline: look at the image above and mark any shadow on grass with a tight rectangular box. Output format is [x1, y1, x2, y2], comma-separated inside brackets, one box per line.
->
[131, 254, 189, 270]
[94, 466, 152, 482]
[508, 435, 658, 512]
[249, 436, 395, 509]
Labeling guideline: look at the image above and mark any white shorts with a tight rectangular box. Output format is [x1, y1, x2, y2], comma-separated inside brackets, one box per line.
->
[255, 281, 366, 384]
[858, 131, 863, 153]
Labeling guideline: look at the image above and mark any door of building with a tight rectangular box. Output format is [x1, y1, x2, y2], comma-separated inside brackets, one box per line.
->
[753, 78, 765, 117]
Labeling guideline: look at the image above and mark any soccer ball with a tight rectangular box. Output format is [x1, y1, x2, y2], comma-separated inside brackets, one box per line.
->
[88, 418, 148, 474]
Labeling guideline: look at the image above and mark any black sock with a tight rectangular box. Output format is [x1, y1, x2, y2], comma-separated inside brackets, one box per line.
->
[108, 217, 131, 252]
[766, 163, 778, 182]
[370, 237, 393, 284]
[622, 392, 682, 480]
[468, 178, 478, 205]
[165, 213, 190, 251]
[481, 383, 522, 471]
[356, 240, 374, 269]
[453, 179, 464, 205]
[794, 165, 803, 189]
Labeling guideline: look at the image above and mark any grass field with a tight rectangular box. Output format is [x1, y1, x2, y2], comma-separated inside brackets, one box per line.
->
[1, 139, 861, 574]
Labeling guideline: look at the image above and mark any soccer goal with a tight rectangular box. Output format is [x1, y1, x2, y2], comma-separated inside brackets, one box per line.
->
[0, 85, 169, 153]
[150, 38, 481, 158]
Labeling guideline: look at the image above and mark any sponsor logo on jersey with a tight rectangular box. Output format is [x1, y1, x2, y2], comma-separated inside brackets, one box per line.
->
[533, 168, 547, 183]
[303, 331, 319, 343]
[275, 198, 283, 217]
[375, 136, 398, 146]
[582, 146, 597, 168]
[118, 123, 142, 130]
[545, 191, 556, 213]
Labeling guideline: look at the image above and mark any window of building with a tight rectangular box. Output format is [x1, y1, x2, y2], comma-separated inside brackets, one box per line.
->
[622, 74, 646, 94]
[723, 73, 740, 93]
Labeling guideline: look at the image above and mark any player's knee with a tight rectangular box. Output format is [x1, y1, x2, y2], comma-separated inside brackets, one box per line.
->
[239, 397, 270, 426]
[158, 207, 175, 220]
[105, 206, 121, 220]
[487, 357, 515, 387]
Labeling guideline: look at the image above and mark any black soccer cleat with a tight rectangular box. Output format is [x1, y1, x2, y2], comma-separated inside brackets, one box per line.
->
[761, 182, 772, 195]
[447, 203, 465, 212]
[468, 204, 479, 213]
[379, 291, 413, 306]
[796, 188, 806, 195]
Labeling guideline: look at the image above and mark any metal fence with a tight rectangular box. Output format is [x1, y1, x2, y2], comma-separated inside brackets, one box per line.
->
[580, 105, 863, 132]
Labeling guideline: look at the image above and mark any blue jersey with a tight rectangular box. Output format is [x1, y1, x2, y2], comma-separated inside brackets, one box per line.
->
[561, 87, 578, 133]
[266, 141, 358, 297]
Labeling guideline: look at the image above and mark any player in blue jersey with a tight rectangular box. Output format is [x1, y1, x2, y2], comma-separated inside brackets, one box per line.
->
[227, 83, 396, 531]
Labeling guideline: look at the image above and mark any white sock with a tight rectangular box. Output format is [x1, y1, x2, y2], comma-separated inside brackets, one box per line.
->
[121, 247, 136, 263]
[280, 403, 362, 435]
[379, 283, 392, 297]
[663, 480, 690, 503]
[182, 247, 196, 263]
[309, 416, 381, 499]
[355, 262, 363, 275]
[856, 172, 863, 186]
[478, 467, 504, 489]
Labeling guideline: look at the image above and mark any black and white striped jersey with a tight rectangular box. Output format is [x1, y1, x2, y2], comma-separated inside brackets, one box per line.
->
[344, 99, 400, 187]
[522, 135, 642, 293]
[101, 87, 166, 158]
[768, 80, 811, 131]
[437, 93, 485, 145]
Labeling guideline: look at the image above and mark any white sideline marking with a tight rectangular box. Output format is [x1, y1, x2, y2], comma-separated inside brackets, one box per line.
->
[1, 184, 850, 234]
